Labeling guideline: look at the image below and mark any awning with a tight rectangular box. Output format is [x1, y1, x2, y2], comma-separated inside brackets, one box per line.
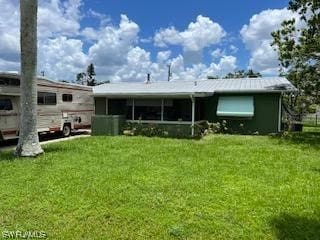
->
[217, 96, 254, 117]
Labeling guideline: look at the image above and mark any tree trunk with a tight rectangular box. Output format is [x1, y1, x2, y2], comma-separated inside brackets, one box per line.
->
[15, 0, 43, 157]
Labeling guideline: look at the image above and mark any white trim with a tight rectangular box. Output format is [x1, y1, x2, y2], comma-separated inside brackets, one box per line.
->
[191, 96, 195, 137]
[93, 93, 213, 98]
[132, 99, 135, 120]
[106, 98, 108, 115]
[278, 94, 282, 132]
[161, 99, 164, 121]
[126, 120, 205, 125]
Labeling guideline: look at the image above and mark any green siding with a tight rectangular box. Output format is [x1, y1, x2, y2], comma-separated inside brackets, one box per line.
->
[91, 115, 125, 136]
[203, 93, 280, 134]
[95, 97, 106, 115]
[93, 94, 281, 136]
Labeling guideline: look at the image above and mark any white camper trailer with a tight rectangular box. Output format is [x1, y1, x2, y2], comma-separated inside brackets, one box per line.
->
[0, 73, 94, 141]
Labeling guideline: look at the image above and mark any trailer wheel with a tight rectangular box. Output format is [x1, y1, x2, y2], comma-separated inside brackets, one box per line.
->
[62, 124, 71, 137]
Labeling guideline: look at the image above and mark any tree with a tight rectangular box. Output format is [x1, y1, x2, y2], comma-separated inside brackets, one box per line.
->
[86, 63, 96, 86]
[271, 0, 320, 114]
[76, 72, 86, 85]
[207, 75, 219, 79]
[15, 0, 43, 157]
[76, 63, 97, 86]
[223, 69, 262, 79]
[246, 69, 262, 78]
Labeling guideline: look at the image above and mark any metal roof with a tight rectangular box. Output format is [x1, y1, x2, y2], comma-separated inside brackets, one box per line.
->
[0, 72, 92, 90]
[93, 77, 297, 98]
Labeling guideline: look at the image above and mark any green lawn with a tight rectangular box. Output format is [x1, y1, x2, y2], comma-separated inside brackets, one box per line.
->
[0, 132, 320, 239]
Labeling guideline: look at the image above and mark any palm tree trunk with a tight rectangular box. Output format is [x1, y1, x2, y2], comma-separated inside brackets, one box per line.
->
[15, 0, 43, 157]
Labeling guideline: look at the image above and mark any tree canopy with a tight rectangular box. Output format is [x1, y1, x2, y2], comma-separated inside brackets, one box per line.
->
[223, 69, 262, 79]
[76, 63, 97, 86]
[271, 0, 320, 113]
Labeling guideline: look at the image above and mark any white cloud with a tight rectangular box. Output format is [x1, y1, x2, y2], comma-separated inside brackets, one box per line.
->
[155, 15, 226, 52]
[38, 0, 82, 38]
[0, 1, 235, 82]
[88, 14, 140, 67]
[229, 45, 238, 54]
[157, 51, 171, 63]
[86, 9, 110, 27]
[0, 0, 85, 79]
[0, 0, 20, 63]
[154, 15, 226, 64]
[168, 55, 237, 81]
[140, 37, 153, 44]
[154, 27, 181, 47]
[38, 36, 88, 81]
[211, 48, 224, 60]
[196, 55, 237, 79]
[111, 47, 153, 82]
[240, 8, 300, 75]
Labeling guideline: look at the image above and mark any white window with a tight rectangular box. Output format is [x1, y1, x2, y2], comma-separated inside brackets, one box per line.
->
[217, 96, 254, 117]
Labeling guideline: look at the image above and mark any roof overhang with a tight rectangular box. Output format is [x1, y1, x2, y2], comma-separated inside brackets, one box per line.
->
[93, 92, 213, 98]
[214, 89, 298, 94]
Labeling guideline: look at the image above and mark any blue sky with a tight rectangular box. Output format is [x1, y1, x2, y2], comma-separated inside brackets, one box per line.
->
[0, 0, 296, 82]
[81, 0, 288, 69]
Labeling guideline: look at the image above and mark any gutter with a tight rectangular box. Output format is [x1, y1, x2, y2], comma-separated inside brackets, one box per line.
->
[93, 92, 214, 98]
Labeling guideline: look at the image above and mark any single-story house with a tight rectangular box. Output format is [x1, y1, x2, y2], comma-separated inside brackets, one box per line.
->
[92, 77, 297, 137]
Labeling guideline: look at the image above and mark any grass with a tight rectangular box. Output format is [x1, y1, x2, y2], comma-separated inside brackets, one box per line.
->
[0, 131, 320, 239]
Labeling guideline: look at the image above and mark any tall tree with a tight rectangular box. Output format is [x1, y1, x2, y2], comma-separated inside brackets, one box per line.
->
[271, 0, 320, 114]
[86, 63, 96, 86]
[76, 63, 97, 86]
[15, 0, 43, 157]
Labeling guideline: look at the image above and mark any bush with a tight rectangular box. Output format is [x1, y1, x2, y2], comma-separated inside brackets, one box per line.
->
[202, 120, 258, 136]
[307, 104, 318, 114]
[123, 122, 166, 137]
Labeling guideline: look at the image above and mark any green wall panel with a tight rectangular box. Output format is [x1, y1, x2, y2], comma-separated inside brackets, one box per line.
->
[91, 115, 125, 136]
[95, 97, 106, 115]
[203, 93, 280, 134]
[93, 94, 281, 136]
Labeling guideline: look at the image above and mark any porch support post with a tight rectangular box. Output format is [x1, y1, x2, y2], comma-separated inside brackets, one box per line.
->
[105, 98, 108, 115]
[161, 99, 164, 121]
[191, 96, 195, 137]
[278, 93, 282, 132]
[132, 99, 135, 120]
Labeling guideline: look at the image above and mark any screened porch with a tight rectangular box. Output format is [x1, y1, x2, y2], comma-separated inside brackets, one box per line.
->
[95, 97, 206, 136]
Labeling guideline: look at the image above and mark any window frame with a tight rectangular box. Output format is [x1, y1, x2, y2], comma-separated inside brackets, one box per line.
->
[37, 92, 57, 105]
[0, 77, 20, 86]
[0, 99, 13, 111]
[216, 96, 254, 118]
[62, 94, 73, 102]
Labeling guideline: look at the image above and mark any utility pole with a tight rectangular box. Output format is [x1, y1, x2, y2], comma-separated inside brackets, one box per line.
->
[146, 73, 151, 84]
[167, 64, 172, 81]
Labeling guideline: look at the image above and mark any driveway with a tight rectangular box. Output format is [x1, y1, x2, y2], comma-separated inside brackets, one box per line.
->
[0, 130, 91, 151]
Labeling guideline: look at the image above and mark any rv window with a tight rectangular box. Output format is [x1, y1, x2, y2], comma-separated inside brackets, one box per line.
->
[62, 94, 73, 102]
[0, 77, 20, 86]
[38, 92, 57, 105]
[0, 99, 13, 111]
